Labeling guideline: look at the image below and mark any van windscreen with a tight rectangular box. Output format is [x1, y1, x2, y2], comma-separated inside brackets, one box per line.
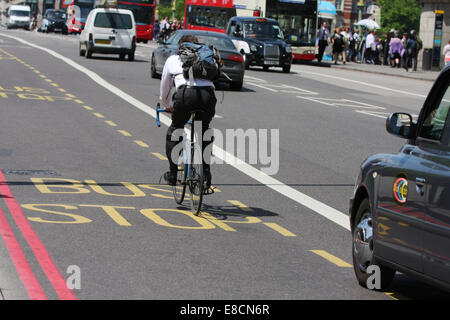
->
[94, 12, 132, 29]
[10, 10, 30, 17]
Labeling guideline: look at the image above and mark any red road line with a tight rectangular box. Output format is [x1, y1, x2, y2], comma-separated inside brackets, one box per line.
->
[0, 171, 77, 300]
[0, 206, 47, 300]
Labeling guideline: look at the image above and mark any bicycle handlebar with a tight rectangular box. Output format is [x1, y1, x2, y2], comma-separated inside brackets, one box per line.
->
[156, 102, 167, 127]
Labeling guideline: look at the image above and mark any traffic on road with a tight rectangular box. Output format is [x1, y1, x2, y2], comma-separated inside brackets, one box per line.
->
[0, 0, 449, 306]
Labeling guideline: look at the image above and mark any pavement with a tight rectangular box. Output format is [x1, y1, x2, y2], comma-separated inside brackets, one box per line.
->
[317, 60, 439, 82]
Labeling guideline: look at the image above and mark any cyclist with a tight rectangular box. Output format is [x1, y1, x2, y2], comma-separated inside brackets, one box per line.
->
[160, 35, 216, 187]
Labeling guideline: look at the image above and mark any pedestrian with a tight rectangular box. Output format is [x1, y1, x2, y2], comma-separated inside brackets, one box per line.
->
[405, 30, 419, 72]
[401, 32, 408, 68]
[443, 40, 450, 66]
[365, 29, 376, 64]
[153, 19, 160, 42]
[351, 29, 361, 62]
[332, 27, 344, 65]
[341, 26, 350, 64]
[159, 35, 216, 187]
[389, 32, 403, 68]
[382, 32, 390, 66]
[316, 22, 330, 63]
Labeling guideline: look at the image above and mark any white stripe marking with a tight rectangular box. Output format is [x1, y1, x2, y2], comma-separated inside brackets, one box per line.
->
[296, 70, 428, 98]
[1, 33, 351, 231]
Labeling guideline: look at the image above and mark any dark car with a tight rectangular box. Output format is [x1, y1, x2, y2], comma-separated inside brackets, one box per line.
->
[40, 9, 68, 34]
[350, 66, 450, 292]
[225, 17, 292, 73]
[151, 30, 245, 90]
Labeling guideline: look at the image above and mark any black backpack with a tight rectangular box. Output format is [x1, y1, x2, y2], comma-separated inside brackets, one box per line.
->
[178, 42, 221, 84]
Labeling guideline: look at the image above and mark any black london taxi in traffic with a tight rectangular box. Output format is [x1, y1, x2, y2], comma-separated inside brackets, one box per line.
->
[350, 65, 450, 292]
[225, 17, 292, 73]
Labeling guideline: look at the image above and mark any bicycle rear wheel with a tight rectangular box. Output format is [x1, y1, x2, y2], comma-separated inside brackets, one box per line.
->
[172, 164, 187, 204]
[188, 134, 204, 215]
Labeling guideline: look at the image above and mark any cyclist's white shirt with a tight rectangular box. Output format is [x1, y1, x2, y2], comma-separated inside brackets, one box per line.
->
[160, 54, 214, 108]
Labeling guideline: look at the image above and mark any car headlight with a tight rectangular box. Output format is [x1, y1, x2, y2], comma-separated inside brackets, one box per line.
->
[285, 46, 292, 53]
[250, 44, 257, 52]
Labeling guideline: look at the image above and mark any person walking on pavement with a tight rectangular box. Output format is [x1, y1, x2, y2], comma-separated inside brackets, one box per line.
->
[405, 30, 419, 72]
[382, 32, 390, 66]
[365, 29, 376, 64]
[316, 22, 330, 63]
[444, 40, 450, 66]
[153, 19, 160, 42]
[332, 27, 344, 65]
[341, 26, 350, 64]
[389, 32, 403, 68]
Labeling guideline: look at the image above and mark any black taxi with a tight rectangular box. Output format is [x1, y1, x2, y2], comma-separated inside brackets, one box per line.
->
[225, 17, 292, 73]
[350, 66, 450, 292]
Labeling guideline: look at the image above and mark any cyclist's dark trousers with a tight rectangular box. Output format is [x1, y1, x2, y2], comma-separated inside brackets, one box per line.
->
[166, 85, 216, 173]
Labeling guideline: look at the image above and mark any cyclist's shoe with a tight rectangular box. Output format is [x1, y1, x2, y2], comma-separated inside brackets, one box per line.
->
[163, 171, 177, 186]
[204, 166, 212, 189]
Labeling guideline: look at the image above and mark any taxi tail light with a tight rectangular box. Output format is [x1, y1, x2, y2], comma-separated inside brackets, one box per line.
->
[72, 18, 75, 24]
[228, 54, 244, 63]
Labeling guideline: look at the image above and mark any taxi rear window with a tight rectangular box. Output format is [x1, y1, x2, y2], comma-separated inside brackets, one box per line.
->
[94, 12, 132, 29]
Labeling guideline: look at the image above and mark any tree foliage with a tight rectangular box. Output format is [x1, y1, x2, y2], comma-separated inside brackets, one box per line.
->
[378, 0, 421, 35]
[156, 0, 185, 21]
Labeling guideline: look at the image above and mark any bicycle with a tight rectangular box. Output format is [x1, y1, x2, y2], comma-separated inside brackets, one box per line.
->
[156, 103, 206, 216]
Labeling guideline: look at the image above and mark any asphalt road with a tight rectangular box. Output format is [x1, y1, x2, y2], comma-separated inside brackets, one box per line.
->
[0, 29, 448, 301]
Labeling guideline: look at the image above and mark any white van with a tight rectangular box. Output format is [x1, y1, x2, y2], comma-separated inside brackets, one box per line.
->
[7, 5, 31, 30]
[79, 8, 136, 61]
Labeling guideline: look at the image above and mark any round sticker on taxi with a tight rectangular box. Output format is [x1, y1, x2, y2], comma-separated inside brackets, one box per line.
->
[393, 177, 408, 204]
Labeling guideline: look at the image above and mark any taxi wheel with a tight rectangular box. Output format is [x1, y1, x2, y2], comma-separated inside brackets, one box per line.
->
[263, 66, 269, 71]
[230, 81, 243, 91]
[283, 64, 291, 73]
[119, 53, 126, 60]
[128, 52, 135, 62]
[352, 198, 395, 290]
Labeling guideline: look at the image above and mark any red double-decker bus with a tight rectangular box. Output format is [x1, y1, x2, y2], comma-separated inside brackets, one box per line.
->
[62, 0, 95, 34]
[117, 0, 156, 42]
[184, 0, 236, 33]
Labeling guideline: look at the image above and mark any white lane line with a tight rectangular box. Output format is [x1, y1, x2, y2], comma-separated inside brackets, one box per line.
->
[1, 33, 351, 231]
[296, 70, 428, 99]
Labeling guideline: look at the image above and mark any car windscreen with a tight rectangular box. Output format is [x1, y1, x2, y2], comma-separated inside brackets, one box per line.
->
[196, 35, 236, 51]
[94, 12, 132, 29]
[47, 11, 66, 20]
[166, 33, 236, 52]
[10, 10, 29, 17]
[242, 21, 283, 39]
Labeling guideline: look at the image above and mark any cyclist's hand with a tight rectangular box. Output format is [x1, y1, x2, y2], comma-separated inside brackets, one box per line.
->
[165, 106, 173, 113]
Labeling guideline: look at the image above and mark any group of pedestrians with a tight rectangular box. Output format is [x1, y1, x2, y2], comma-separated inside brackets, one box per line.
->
[316, 22, 422, 72]
[153, 17, 184, 42]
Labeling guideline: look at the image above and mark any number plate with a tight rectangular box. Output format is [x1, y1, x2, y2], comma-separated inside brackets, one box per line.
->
[95, 39, 111, 45]
[264, 60, 279, 65]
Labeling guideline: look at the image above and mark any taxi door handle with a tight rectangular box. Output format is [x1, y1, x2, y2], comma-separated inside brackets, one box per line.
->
[416, 178, 426, 196]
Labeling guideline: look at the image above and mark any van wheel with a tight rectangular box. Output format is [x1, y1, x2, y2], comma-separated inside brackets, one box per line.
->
[79, 43, 86, 56]
[283, 64, 291, 73]
[263, 66, 269, 71]
[352, 198, 396, 290]
[128, 52, 135, 61]
[119, 53, 126, 60]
